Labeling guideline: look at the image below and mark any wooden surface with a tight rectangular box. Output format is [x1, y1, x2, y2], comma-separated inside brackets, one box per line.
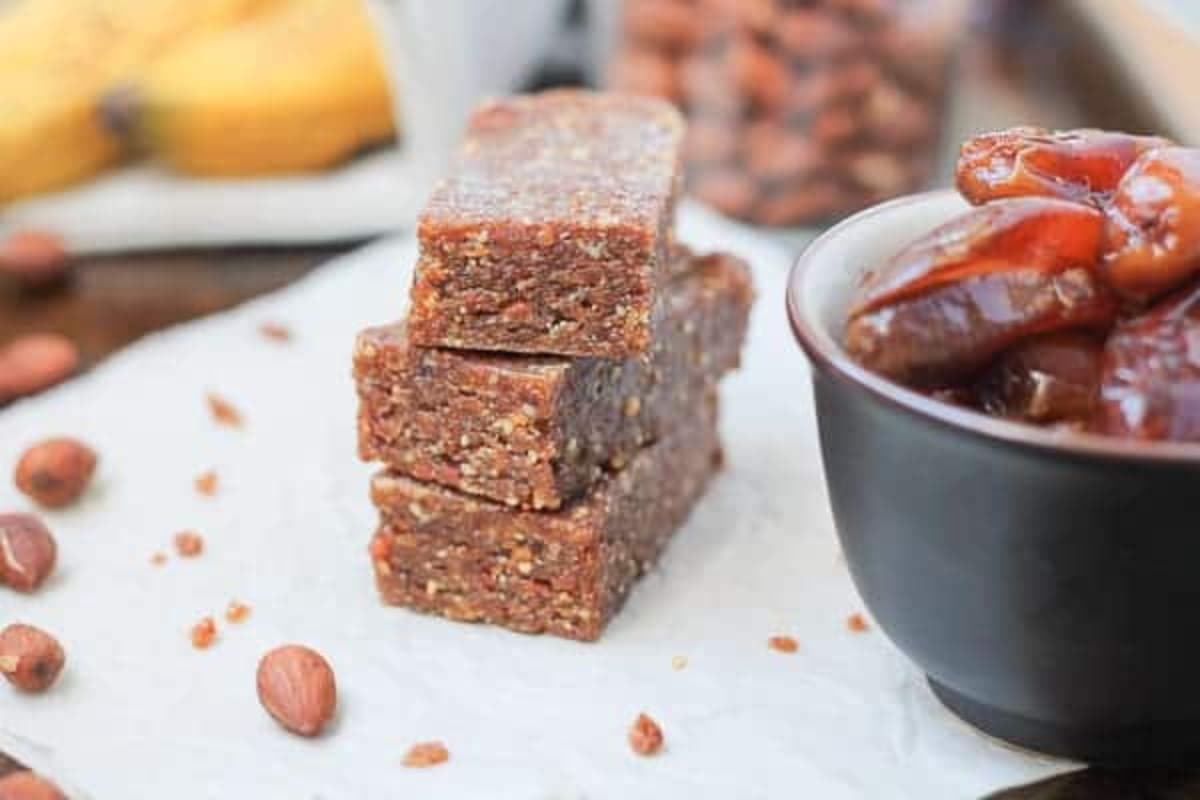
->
[0, 244, 356, 367]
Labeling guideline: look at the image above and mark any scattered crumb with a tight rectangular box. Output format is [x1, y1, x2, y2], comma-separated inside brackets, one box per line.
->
[628, 713, 664, 757]
[768, 635, 799, 654]
[206, 393, 243, 428]
[150, 552, 168, 567]
[402, 741, 450, 768]
[259, 321, 293, 343]
[670, 655, 688, 671]
[174, 531, 204, 558]
[847, 613, 871, 633]
[225, 601, 251, 624]
[195, 470, 219, 497]
[190, 617, 217, 649]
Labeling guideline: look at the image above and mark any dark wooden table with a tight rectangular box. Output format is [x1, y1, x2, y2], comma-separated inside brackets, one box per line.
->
[0, 3, 1184, 795]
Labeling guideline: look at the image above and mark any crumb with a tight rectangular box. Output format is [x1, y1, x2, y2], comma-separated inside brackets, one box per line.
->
[671, 655, 688, 671]
[628, 713, 664, 757]
[402, 741, 449, 768]
[206, 393, 243, 428]
[225, 601, 251, 624]
[259, 322, 293, 343]
[847, 613, 871, 633]
[150, 552, 168, 567]
[768, 635, 799, 654]
[195, 470, 218, 497]
[174, 531, 204, 558]
[369, 535, 391, 561]
[191, 617, 217, 649]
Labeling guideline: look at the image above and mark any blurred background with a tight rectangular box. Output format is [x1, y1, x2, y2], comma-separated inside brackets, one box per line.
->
[0, 0, 1197, 404]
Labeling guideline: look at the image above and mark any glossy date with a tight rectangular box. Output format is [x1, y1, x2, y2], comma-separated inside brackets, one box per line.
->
[1101, 146, 1200, 302]
[1096, 284, 1200, 442]
[851, 197, 1105, 317]
[956, 127, 1169, 206]
[846, 267, 1116, 387]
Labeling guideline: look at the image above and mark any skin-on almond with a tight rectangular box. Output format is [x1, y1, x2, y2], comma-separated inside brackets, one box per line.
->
[0, 514, 56, 593]
[14, 438, 97, 509]
[0, 770, 66, 800]
[0, 230, 69, 286]
[256, 644, 337, 737]
[0, 623, 65, 693]
[0, 335, 79, 404]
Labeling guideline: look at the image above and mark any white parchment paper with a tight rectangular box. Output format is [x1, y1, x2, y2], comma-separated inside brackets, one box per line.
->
[0, 205, 1070, 798]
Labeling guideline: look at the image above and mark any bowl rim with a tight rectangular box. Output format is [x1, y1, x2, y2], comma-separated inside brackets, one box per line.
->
[786, 188, 1200, 466]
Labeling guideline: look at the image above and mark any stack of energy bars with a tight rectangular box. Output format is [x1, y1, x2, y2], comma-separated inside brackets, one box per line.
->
[353, 91, 754, 641]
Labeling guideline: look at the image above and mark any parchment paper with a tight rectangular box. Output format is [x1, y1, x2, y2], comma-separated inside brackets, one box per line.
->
[0, 205, 1070, 798]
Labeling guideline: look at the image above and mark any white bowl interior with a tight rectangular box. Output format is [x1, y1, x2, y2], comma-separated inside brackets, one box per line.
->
[793, 189, 970, 360]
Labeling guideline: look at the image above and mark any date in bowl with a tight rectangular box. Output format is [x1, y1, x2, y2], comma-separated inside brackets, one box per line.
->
[788, 188, 1200, 766]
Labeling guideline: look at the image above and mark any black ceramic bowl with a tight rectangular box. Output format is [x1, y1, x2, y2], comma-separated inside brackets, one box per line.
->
[788, 189, 1200, 767]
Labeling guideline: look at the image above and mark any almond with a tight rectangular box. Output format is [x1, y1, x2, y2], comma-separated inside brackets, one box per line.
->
[256, 645, 337, 737]
[0, 230, 69, 286]
[0, 770, 66, 800]
[0, 514, 56, 593]
[0, 623, 65, 693]
[0, 335, 79, 404]
[14, 437, 97, 509]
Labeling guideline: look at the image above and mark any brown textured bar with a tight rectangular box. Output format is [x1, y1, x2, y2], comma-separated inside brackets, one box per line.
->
[369, 403, 720, 641]
[409, 90, 686, 358]
[355, 251, 752, 510]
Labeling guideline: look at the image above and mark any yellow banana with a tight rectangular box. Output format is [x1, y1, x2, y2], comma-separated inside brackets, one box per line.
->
[125, 0, 396, 177]
[0, 0, 284, 204]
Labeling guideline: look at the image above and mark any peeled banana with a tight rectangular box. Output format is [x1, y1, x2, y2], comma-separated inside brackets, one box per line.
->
[120, 0, 397, 177]
[0, 0, 285, 204]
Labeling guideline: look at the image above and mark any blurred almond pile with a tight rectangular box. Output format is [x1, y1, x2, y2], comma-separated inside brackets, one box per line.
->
[0, 0, 396, 205]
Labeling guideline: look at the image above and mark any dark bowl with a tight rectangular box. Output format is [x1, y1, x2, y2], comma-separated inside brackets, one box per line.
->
[787, 189, 1200, 767]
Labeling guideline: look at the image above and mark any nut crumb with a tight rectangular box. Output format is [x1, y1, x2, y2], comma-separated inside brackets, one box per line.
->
[206, 393, 243, 428]
[150, 552, 167, 567]
[194, 470, 218, 497]
[174, 531, 204, 558]
[369, 535, 391, 561]
[768, 635, 799, 654]
[628, 713, 664, 757]
[225, 601, 251, 624]
[671, 655, 688, 671]
[847, 613, 870, 633]
[259, 322, 293, 343]
[190, 617, 217, 649]
[403, 741, 450, 768]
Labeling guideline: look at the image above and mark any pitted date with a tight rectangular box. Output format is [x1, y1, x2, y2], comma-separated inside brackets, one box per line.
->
[1096, 285, 1200, 441]
[846, 268, 1117, 387]
[976, 332, 1103, 425]
[1101, 146, 1200, 302]
[851, 197, 1105, 317]
[956, 127, 1170, 206]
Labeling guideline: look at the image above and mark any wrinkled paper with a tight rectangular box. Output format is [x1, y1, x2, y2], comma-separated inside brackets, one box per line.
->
[0, 205, 1070, 798]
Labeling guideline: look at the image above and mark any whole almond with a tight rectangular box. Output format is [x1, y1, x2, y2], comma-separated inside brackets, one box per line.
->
[0, 514, 56, 593]
[256, 645, 337, 737]
[0, 624, 65, 693]
[609, 47, 681, 103]
[0, 335, 79, 404]
[0, 231, 69, 286]
[623, 0, 705, 50]
[0, 771, 66, 800]
[14, 438, 97, 509]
